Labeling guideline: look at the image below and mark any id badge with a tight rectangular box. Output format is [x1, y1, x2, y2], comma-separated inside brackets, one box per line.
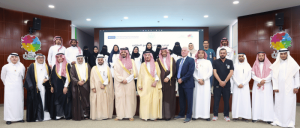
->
[216, 86, 219, 88]
[209, 54, 212, 58]
[227, 65, 230, 69]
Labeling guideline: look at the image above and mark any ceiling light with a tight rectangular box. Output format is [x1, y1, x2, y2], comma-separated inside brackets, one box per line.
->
[86, 18, 91, 21]
[164, 16, 168, 18]
[124, 17, 128, 19]
[204, 15, 209, 18]
[48, 5, 55, 8]
[233, 1, 239, 4]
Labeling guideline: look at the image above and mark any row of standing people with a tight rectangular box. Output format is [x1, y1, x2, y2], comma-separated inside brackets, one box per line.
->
[1, 36, 298, 128]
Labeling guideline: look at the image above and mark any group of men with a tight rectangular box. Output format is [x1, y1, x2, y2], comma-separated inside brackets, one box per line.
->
[1, 36, 299, 128]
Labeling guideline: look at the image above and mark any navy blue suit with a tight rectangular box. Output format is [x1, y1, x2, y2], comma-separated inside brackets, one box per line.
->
[176, 56, 195, 118]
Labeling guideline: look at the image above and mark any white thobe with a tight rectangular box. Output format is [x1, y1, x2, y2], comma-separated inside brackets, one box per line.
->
[36, 63, 51, 121]
[98, 65, 109, 85]
[47, 45, 66, 68]
[272, 60, 299, 127]
[192, 59, 212, 119]
[232, 62, 252, 119]
[252, 62, 273, 121]
[110, 54, 120, 77]
[133, 56, 142, 80]
[65, 46, 83, 65]
[1, 63, 25, 121]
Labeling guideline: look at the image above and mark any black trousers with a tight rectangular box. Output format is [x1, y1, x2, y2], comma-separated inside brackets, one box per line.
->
[213, 86, 230, 117]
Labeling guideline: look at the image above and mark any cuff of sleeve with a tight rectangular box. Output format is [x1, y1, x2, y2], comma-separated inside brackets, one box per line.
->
[166, 74, 171, 79]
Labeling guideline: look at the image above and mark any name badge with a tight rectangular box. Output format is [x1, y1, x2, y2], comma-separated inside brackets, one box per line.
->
[210, 54, 212, 58]
[227, 65, 230, 69]
[216, 86, 219, 88]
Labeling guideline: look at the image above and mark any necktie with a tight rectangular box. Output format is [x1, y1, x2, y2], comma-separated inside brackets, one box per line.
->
[177, 58, 184, 79]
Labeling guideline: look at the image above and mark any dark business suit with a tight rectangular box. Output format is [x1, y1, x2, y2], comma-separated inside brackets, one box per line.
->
[176, 56, 195, 118]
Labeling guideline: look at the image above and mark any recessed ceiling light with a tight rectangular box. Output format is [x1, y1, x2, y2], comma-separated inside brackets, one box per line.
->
[164, 16, 168, 18]
[86, 18, 91, 21]
[124, 17, 128, 19]
[233, 1, 239, 4]
[48, 5, 55, 8]
[204, 15, 209, 18]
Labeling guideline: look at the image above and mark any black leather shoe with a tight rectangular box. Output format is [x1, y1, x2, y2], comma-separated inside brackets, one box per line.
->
[206, 118, 211, 121]
[252, 120, 257, 123]
[6, 121, 11, 125]
[192, 118, 197, 120]
[266, 121, 272, 124]
[165, 118, 171, 121]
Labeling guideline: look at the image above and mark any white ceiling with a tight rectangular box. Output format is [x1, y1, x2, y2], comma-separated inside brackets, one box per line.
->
[1, 0, 300, 37]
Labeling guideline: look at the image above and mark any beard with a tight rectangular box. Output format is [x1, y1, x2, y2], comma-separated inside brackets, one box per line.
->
[220, 56, 226, 59]
[72, 44, 77, 47]
[259, 59, 264, 62]
[98, 62, 103, 65]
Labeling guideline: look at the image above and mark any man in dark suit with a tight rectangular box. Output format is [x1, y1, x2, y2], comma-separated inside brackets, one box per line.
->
[174, 46, 195, 123]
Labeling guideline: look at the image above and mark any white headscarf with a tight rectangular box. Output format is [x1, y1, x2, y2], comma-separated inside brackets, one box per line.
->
[35, 54, 48, 77]
[96, 54, 107, 72]
[270, 48, 299, 93]
[188, 43, 198, 55]
[7, 53, 25, 78]
[234, 53, 252, 73]
[76, 55, 87, 81]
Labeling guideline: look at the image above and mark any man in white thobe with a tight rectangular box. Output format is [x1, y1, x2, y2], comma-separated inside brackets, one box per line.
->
[192, 50, 212, 121]
[270, 49, 299, 128]
[1, 53, 25, 125]
[251, 52, 273, 124]
[65, 39, 83, 66]
[48, 36, 66, 69]
[232, 53, 252, 122]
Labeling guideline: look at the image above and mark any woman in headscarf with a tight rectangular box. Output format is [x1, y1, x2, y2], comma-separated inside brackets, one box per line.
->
[171, 42, 182, 61]
[154, 44, 162, 61]
[83, 46, 91, 66]
[108, 45, 120, 78]
[142, 42, 156, 62]
[100, 45, 110, 57]
[88, 46, 99, 68]
[131, 46, 142, 91]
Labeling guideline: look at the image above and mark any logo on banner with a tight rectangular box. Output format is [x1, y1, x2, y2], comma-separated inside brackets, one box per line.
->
[270, 32, 292, 59]
[21, 35, 41, 60]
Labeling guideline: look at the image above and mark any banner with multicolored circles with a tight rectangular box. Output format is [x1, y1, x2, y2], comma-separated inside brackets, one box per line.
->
[21, 35, 41, 60]
[270, 32, 292, 50]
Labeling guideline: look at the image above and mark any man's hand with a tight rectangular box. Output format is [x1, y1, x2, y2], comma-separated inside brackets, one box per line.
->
[122, 80, 127, 84]
[260, 80, 266, 85]
[63, 87, 68, 94]
[219, 81, 226, 87]
[293, 88, 299, 94]
[78, 81, 84, 86]
[71, 61, 76, 65]
[164, 77, 169, 83]
[257, 83, 262, 87]
[43, 79, 48, 83]
[100, 85, 105, 89]
[199, 79, 204, 85]
[178, 78, 182, 84]
[274, 90, 279, 93]
[92, 88, 96, 93]
[238, 84, 243, 88]
[139, 87, 143, 91]
[152, 81, 157, 87]
[51, 87, 54, 93]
